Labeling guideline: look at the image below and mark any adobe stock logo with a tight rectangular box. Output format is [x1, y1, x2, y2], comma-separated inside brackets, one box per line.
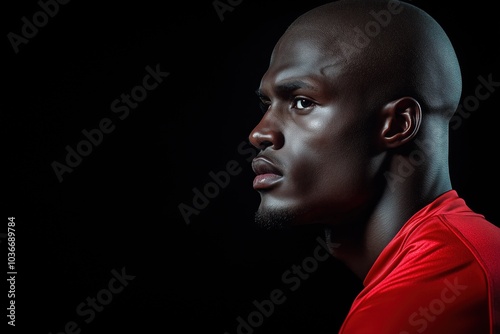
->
[399, 276, 468, 334]
[178, 139, 258, 225]
[48, 267, 135, 334]
[7, 0, 71, 54]
[51, 63, 169, 183]
[212, 0, 243, 22]
[450, 74, 500, 130]
[339, 0, 404, 60]
[223, 236, 339, 334]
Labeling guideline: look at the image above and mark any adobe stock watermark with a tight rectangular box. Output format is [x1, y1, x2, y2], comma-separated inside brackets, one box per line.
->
[51, 63, 169, 183]
[384, 138, 432, 192]
[399, 276, 468, 334]
[213, 0, 243, 22]
[223, 236, 339, 334]
[48, 267, 135, 334]
[385, 73, 499, 190]
[7, 0, 70, 54]
[450, 73, 500, 130]
[339, 0, 404, 60]
[178, 139, 258, 225]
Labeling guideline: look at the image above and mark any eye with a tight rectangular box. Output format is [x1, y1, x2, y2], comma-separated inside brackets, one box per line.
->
[259, 99, 271, 113]
[292, 98, 315, 110]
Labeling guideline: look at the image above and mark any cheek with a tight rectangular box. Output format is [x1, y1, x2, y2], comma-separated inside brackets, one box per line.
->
[298, 148, 366, 195]
[286, 126, 374, 205]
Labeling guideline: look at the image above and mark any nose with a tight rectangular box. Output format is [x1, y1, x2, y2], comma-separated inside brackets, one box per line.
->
[248, 111, 284, 151]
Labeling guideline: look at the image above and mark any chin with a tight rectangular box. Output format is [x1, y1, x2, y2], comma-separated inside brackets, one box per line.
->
[254, 207, 297, 230]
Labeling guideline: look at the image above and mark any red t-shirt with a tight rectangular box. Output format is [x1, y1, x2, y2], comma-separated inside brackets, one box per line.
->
[339, 190, 500, 334]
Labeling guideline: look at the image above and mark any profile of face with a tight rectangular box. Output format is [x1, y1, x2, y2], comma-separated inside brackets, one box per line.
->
[249, 26, 385, 229]
[248, 0, 462, 230]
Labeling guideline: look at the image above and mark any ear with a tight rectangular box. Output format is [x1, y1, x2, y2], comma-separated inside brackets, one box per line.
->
[379, 97, 422, 149]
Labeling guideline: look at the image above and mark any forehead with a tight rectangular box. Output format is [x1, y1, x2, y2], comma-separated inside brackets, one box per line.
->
[260, 27, 348, 91]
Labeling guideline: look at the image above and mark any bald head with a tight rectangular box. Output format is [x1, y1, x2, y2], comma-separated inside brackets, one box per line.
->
[274, 0, 462, 120]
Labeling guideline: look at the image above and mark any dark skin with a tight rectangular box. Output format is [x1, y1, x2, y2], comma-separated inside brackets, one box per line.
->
[248, 0, 462, 280]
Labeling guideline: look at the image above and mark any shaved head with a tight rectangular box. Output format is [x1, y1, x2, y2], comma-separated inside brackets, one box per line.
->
[275, 0, 462, 120]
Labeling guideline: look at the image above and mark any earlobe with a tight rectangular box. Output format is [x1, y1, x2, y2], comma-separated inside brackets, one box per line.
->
[380, 97, 422, 149]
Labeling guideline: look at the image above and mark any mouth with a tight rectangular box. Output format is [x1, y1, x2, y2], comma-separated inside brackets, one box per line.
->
[251, 156, 283, 190]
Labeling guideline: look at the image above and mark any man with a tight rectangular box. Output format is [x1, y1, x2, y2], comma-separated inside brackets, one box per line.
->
[248, 0, 500, 333]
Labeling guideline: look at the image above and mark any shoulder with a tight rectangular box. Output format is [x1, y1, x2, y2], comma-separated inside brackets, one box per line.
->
[340, 210, 494, 333]
[407, 210, 500, 280]
[374, 212, 491, 281]
[394, 190, 500, 278]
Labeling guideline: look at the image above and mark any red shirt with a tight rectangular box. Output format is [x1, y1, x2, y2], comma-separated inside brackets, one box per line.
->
[339, 190, 500, 334]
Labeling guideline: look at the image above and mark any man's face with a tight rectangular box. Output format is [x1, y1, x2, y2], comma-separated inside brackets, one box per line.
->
[249, 29, 383, 228]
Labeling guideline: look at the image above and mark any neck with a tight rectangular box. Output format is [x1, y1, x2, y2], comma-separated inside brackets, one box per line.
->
[324, 155, 452, 280]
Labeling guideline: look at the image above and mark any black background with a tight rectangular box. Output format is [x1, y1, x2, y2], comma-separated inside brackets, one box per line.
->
[4, 0, 499, 333]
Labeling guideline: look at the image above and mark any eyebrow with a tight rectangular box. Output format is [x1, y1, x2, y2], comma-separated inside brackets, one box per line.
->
[255, 80, 318, 99]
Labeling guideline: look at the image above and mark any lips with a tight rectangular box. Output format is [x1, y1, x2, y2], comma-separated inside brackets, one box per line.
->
[251, 156, 283, 190]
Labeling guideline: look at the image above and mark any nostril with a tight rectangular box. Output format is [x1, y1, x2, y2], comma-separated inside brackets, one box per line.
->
[259, 140, 273, 150]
